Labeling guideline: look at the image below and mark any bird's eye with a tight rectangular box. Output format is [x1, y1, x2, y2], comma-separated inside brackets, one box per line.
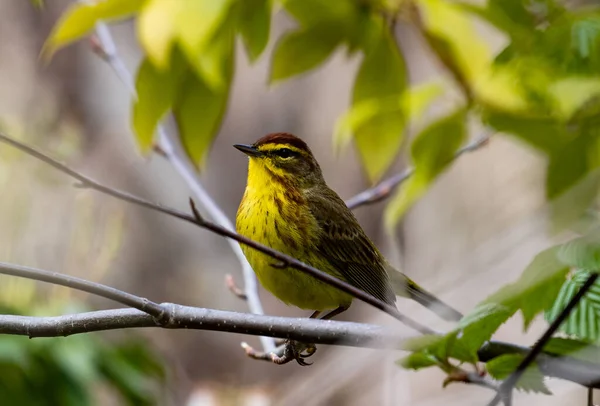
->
[274, 148, 296, 159]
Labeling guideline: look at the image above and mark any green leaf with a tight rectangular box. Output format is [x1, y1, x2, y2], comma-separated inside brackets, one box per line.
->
[417, 0, 491, 96]
[176, 0, 234, 65]
[351, 28, 407, 182]
[270, 23, 343, 83]
[334, 83, 443, 153]
[397, 352, 439, 370]
[558, 231, 600, 270]
[137, 0, 182, 68]
[280, 0, 358, 27]
[173, 58, 233, 168]
[456, 303, 515, 360]
[545, 269, 600, 341]
[460, 0, 536, 45]
[486, 354, 552, 394]
[544, 337, 600, 364]
[483, 246, 569, 329]
[384, 108, 466, 230]
[481, 110, 567, 155]
[237, 0, 272, 62]
[548, 77, 600, 121]
[132, 53, 186, 152]
[546, 132, 600, 231]
[399, 334, 446, 353]
[44, 0, 146, 58]
[187, 14, 236, 91]
[138, 0, 234, 72]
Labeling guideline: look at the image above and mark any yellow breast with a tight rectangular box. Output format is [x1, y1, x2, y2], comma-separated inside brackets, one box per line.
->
[235, 159, 352, 311]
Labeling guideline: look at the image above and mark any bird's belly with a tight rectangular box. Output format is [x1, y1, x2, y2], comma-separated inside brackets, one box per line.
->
[236, 198, 351, 311]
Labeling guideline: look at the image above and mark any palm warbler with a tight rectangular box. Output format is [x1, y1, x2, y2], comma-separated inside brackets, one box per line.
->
[235, 133, 461, 322]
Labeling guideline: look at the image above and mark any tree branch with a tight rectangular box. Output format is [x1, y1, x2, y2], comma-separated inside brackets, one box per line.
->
[345, 133, 492, 210]
[0, 261, 166, 322]
[92, 23, 273, 352]
[0, 305, 404, 346]
[0, 304, 599, 390]
[0, 131, 435, 335]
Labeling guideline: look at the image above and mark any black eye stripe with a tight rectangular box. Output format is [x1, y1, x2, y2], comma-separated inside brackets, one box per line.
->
[273, 148, 298, 158]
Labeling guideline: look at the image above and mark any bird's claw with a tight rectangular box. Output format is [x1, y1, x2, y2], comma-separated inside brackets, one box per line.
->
[241, 340, 317, 366]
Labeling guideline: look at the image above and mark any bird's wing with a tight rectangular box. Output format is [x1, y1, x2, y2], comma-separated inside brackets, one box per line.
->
[306, 188, 396, 305]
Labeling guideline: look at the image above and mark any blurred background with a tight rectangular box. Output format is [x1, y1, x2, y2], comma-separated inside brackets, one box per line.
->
[0, 0, 595, 405]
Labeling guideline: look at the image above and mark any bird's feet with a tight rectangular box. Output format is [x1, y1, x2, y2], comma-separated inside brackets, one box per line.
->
[242, 340, 317, 366]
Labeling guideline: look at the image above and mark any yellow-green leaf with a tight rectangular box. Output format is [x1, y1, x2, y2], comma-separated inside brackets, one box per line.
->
[417, 0, 490, 93]
[173, 60, 233, 168]
[384, 108, 467, 230]
[44, 0, 146, 58]
[177, 0, 234, 71]
[270, 23, 343, 83]
[280, 0, 357, 27]
[548, 77, 600, 121]
[132, 53, 186, 152]
[137, 0, 182, 68]
[189, 16, 236, 91]
[238, 0, 272, 62]
[351, 28, 407, 182]
[334, 83, 443, 153]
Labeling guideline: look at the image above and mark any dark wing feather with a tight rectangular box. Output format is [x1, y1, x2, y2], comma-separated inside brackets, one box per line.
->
[306, 187, 396, 305]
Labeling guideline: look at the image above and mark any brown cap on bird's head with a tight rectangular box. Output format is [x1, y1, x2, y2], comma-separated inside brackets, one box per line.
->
[253, 133, 312, 155]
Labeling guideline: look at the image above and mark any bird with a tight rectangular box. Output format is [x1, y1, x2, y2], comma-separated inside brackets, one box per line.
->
[234, 133, 461, 361]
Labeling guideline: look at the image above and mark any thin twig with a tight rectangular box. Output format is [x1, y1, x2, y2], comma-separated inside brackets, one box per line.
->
[0, 132, 435, 335]
[225, 274, 248, 300]
[486, 273, 599, 406]
[345, 134, 492, 210]
[0, 262, 166, 322]
[91, 23, 273, 352]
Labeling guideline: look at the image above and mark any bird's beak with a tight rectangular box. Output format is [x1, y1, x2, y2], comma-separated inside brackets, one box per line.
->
[234, 144, 263, 157]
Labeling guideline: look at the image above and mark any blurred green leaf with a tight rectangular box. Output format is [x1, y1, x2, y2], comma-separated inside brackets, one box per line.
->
[137, 0, 182, 68]
[173, 64, 232, 168]
[44, 0, 146, 58]
[351, 28, 407, 182]
[546, 131, 600, 231]
[132, 53, 186, 152]
[188, 15, 236, 91]
[545, 270, 600, 341]
[418, 0, 490, 96]
[544, 337, 600, 363]
[270, 23, 343, 83]
[237, 0, 272, 62]
[558, 230, 600, 270]
[548, 77, 600, 120]
[482, 110, 568, 154]
[397, 352, 439, 370]
[460, 0, 536, 45]
[138, 0, 234, 73]
[384, 108, 466, 230]
[486, 354, 552, 394]
[483, 246, 569, 329]
[334, 83, 443, 153]
[280, 0, 358, 27]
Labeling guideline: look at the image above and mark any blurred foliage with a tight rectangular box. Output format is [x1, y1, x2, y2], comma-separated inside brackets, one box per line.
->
[45, 0, 600, 229]
[40, 0, 600, 396]
[0, 299, 165, 406]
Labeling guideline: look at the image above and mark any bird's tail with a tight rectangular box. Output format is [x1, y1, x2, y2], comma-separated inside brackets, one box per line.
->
[389, 269, 463, 322]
